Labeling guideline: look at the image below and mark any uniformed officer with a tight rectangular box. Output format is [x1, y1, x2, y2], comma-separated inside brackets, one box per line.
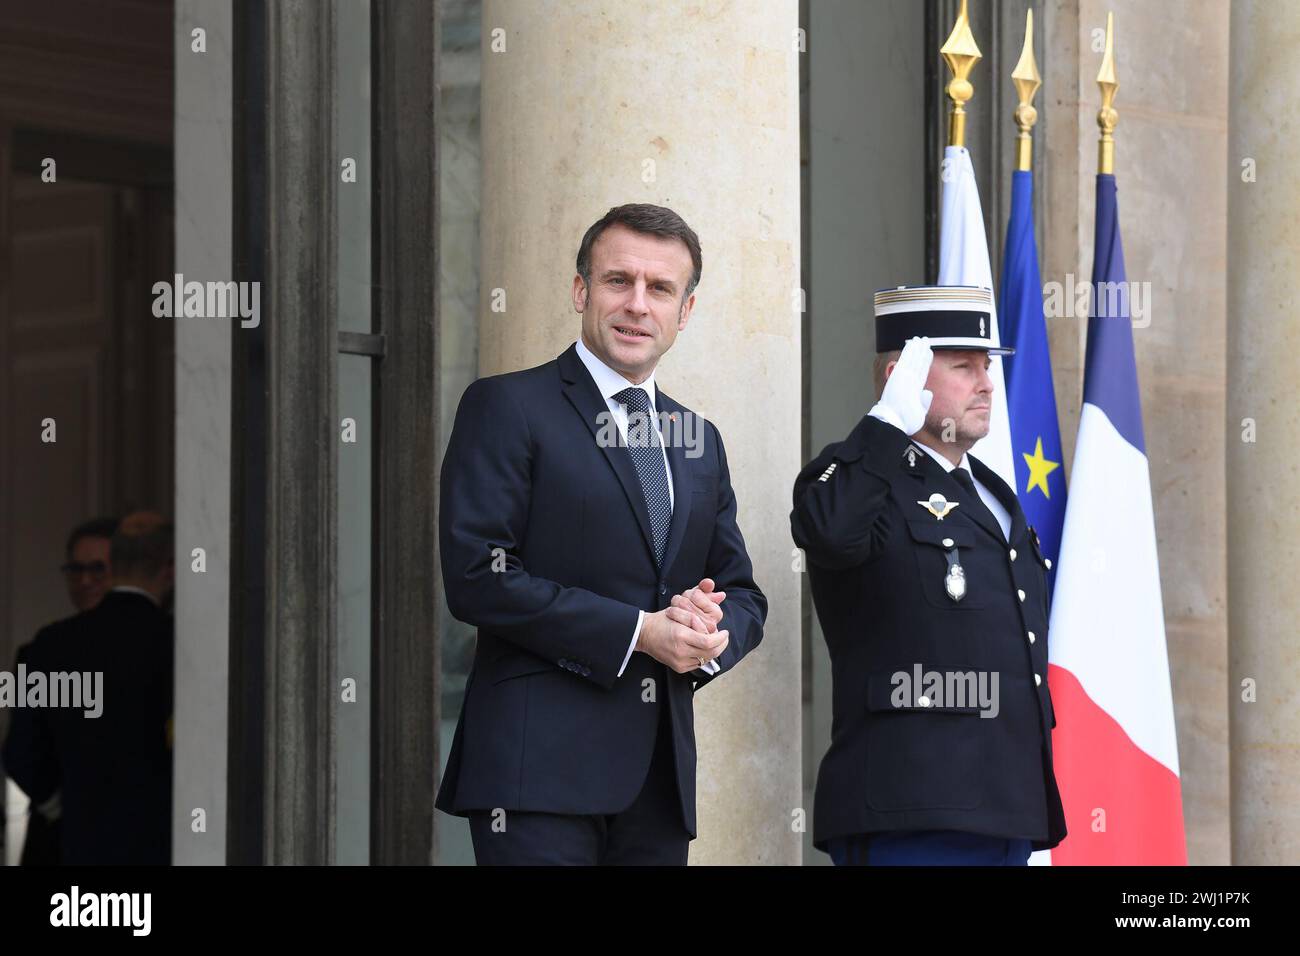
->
[791, 285, 1066, 865]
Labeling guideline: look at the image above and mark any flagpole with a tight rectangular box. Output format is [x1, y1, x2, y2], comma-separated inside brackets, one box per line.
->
[1012, 10, 1041, 172]
[1097, 11, 1119, 174]
[941, 0, 981, 148]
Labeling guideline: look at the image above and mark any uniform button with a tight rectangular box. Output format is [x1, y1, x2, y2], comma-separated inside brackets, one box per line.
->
[1045, 558, 1052, 569]
[942, 537, 954, 548]
[1027, 630, 1036, 644]
[1018, 589, 1026, 602]
[1009, 548, 1017, 561]
[558, 658, 568, 667]
[659, 585, 667, 595]
[917, 695, 931, 708]
[1034, 673, 1042, 686]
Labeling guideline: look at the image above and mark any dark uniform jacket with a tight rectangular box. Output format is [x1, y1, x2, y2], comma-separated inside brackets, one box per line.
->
[791, 412, 1066, 852]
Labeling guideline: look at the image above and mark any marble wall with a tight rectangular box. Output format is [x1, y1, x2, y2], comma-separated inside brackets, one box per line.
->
[172, 0, 233, 865]
[1227, 0, 1300, 866]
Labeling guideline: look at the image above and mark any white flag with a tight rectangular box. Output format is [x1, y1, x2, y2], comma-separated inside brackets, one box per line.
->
[937, 145, 1016, 490]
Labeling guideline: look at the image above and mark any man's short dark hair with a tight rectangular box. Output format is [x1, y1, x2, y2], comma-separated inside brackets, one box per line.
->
[110, 514, 174, 578]
[576, 203, 702, 301]
[65, 517, 120, 559]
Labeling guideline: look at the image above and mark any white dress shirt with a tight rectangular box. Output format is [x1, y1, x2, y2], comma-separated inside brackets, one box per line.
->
[574, 338, 720, 678]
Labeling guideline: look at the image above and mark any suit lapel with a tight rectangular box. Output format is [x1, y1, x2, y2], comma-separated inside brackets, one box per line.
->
[559, 344, 659, 565]
[655, 388, 694, 575]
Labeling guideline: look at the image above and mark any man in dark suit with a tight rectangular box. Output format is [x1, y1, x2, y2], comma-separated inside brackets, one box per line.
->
[791, 286, 1066, 865]
[3, 511, 174, 865]
[8, 516, 119, 866]
[436, 203, 767, 865]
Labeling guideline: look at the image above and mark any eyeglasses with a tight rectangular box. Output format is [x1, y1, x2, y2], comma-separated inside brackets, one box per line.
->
[60, 561, 108, 579]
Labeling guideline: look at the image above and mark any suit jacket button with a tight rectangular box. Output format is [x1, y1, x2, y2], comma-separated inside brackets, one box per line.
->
[1009, 548, 1018, 561]
[1017, 589, 1026, 602]
[1027, 630, 1036, 644]
[659, 585, 667, 595]
[1034, 673, 1042, 686]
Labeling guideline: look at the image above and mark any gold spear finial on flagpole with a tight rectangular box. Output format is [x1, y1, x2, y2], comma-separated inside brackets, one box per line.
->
[1012, 9, 1041, 171]
[941, 0, 982, 148]
[1096, 11, 1119, 174]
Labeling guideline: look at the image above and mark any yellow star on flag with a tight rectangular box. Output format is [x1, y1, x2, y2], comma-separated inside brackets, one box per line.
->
[1022, 437, 1061, 498]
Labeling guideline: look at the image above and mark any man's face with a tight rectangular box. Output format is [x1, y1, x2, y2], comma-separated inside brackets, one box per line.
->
[65, 535, 112, 611]
[573, 223, 696, 383]
[920, 348, 994, 447]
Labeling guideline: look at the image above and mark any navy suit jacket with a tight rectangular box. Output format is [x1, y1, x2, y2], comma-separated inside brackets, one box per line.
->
[435, 343, 767, 835]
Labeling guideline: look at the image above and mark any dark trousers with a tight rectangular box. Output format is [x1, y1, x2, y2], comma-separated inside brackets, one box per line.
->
[469, 702, 690, 865]
[20, 812, 61, 866]
[828, 829, 1033, 866]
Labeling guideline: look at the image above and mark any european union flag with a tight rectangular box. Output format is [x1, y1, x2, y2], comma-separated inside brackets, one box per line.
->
[1000, 169, 1066, 594]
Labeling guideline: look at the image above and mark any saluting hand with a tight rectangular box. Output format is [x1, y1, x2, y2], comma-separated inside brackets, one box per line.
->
[871, 335, 934, 436]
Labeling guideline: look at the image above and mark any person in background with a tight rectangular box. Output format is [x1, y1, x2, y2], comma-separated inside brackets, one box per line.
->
[7, 516, 119, 865]
[61, 516, 120, 612]
[3, 512, 173, 865]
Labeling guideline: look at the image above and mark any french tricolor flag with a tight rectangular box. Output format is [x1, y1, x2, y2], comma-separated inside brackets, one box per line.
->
[1045, 173, 1187, 864]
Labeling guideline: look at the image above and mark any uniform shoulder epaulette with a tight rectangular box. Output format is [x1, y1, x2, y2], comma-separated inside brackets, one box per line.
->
[817, 461, 838, 482]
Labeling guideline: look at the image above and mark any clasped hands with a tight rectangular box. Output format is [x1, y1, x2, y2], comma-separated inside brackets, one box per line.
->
[636, 578, 729, 674]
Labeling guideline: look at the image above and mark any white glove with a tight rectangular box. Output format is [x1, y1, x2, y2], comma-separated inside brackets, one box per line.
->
[869, 336, 934, 436]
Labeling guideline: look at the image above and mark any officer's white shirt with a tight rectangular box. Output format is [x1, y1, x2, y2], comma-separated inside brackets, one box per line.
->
[574, 338, 720, 678]
[908, 437, 1013, 542]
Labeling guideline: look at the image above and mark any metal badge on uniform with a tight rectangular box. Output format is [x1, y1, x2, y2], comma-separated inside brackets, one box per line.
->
[943, 546, 966, 601]
[918, 492, 959, 520]
[945, 562, 966, 601]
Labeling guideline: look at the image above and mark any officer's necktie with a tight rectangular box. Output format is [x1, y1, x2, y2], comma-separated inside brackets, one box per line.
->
[950, 467, 1005, 540]
[613, 387, 672, 565]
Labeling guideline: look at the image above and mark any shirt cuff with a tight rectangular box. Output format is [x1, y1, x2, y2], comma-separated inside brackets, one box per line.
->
[617, 611, 643, 678]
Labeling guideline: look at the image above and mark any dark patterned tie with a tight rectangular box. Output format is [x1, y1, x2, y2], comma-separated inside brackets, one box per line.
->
[613, 387, 672, 566]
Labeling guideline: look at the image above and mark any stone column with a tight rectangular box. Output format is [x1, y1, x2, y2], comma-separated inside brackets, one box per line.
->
[1226, 0, 1300, 866]
[478, 0, 802, 864]
[174, 0, 233, 865]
